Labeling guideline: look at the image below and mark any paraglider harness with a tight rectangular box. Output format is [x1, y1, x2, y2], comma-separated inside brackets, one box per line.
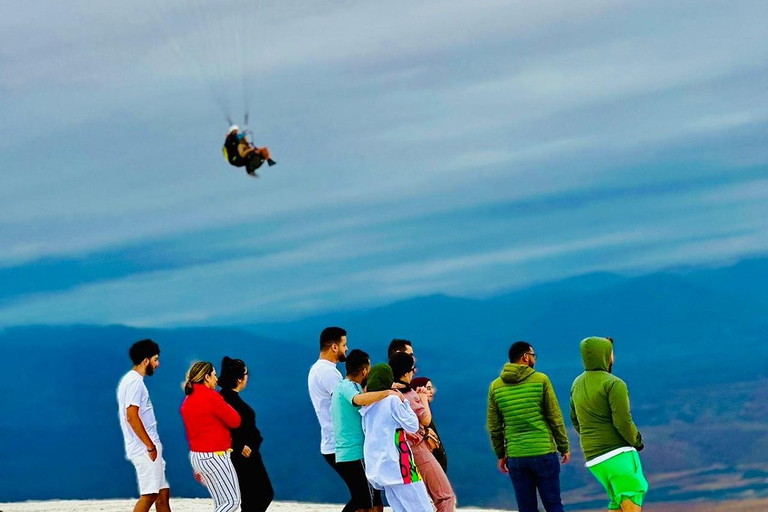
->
[223, 132, 246, 167]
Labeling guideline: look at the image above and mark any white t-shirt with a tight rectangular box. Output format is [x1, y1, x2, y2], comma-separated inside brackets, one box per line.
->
[308, 359, 343, 455]
[117, 370, 160, 460]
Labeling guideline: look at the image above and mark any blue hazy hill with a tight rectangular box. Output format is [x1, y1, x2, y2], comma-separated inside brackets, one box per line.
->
[2, 258, 767, 507]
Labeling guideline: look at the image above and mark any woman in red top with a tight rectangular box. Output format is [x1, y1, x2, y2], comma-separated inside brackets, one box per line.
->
[181, 362, 242, 512]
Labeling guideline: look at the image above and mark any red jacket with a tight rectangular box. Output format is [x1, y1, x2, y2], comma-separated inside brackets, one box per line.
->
[181, 384, 241, 452]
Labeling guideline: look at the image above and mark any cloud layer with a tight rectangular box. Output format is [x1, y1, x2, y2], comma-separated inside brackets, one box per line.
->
[1, 0, 766, 326]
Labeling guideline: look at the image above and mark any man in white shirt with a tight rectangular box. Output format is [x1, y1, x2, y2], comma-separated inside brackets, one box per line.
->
[117, 339, 171, 512]
[308, 327, 353, 509]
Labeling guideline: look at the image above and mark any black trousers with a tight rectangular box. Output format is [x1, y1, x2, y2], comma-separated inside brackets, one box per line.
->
[245, 154, 265, 174]
[231, 450, 274, 512]
[323, 453, 382, 512]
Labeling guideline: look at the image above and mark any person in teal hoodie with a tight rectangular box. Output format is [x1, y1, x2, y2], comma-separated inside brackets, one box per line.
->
[487, 341, 570, 512]
[570, 337, 648, 512]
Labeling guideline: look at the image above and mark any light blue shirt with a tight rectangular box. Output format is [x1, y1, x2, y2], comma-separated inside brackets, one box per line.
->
[331, 379, 365, 462]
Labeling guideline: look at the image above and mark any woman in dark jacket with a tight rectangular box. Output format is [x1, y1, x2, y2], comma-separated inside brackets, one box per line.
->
[411, 376, 448, 473]
[219, 357, 274, 512]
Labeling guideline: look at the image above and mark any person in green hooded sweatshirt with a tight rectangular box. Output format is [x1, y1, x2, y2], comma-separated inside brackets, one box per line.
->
[487, 341, 570, 512]
[570, 337, 648, 512]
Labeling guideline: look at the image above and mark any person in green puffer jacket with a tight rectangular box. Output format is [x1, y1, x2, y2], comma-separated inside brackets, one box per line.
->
[487, 341, 570, 512]
[570, 336, 648, 512]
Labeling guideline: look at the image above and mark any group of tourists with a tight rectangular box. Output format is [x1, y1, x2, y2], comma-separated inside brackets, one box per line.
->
[116, 331, 648, 512]
[308, 327, 455, 512]
[117, 340, 273, 512]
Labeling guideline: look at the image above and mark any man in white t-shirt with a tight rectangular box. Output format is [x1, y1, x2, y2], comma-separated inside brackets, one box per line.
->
[117, 339, 172, 512]
[308, 327, 354, 507]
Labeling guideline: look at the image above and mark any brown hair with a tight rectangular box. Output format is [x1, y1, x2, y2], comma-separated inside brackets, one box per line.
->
[184, 361, 213, 395]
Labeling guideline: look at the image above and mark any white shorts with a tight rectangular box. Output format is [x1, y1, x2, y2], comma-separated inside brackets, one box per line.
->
[130, 443, 169, 495]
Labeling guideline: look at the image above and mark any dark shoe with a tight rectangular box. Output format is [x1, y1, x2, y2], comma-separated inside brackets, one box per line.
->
[267, 159, 277, 166]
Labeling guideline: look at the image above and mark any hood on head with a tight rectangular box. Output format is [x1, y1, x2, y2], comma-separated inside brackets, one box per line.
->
[580, 337, 613, 371]
[367, 363, 394, 392]
[500, 363, 535, 384]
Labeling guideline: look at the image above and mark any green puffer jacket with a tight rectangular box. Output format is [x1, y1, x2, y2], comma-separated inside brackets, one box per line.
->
[570, 337, 644, 462]
[487, 363, 569, 458]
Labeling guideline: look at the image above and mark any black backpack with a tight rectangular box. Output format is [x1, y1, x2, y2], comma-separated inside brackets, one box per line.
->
[222, 133, 245, 167]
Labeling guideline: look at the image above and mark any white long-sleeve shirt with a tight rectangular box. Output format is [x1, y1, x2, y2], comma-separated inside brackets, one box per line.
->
[360, 395, 422, 489]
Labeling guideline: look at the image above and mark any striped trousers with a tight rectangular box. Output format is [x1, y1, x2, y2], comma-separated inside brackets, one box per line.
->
[190, 451, 241, 512]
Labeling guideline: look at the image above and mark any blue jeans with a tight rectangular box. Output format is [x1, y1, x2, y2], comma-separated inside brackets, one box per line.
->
[507, 452, 564, 512]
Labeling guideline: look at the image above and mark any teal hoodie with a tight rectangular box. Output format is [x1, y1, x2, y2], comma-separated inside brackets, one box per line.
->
[487, 363, 569, 458]
[569, 337, 644, 461]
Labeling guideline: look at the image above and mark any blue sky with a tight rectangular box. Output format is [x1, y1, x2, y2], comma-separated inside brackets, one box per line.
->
[1, 0, 767, 326]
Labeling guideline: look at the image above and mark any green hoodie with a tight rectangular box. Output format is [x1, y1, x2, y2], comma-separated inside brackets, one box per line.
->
[487, 363, 569, 458]
[570, 337, 644, 462]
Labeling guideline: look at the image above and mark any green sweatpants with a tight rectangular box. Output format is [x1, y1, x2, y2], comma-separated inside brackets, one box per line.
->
[588, 450, 648, 510]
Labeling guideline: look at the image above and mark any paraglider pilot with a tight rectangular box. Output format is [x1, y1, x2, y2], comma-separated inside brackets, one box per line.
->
[223, 126, 276, 177]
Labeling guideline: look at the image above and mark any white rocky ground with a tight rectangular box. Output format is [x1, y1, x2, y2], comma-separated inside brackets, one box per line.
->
[0, 499, 511, 512]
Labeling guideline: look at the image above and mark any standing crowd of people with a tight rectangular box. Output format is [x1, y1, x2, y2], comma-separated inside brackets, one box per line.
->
[117, 340, 273, 512]
[308, 328, 455, 512]
[116, 331, 648, 512]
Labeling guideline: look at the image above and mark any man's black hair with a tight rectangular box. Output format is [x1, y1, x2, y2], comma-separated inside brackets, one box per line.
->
[345, 349, 370, 376]
[129, 339, 160, 366]
[320, 326, 347, 351]
[389, 352, 415, 380]
[508, 341, 533, 363]
[218, 356, 247, 390]
[387, 338, 412, 360]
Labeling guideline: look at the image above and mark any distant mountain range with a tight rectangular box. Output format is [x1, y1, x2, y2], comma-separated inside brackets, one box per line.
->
[2, 257, 767, 508]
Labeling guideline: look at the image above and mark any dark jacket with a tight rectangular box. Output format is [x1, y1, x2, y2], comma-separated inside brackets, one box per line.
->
[220, 388, 263, 454]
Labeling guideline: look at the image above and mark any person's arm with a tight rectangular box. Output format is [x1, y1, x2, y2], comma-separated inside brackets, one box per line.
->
[486, 384, 505, 461]
[352, 389, 401, 406]
[126, 406, 157, 460]
[391, 397, 420, 434]
[608, 379, 643, 449]
[542, 377, 570, 460]
[124, 381, 157, 459]
[238, 142, 256, 158]
[569, 390, 580, 435]
[413, 388, 432, 426]
[224, 393, 250, 455]
[214, 393, 242, 429]
[404, 389, 431, 428]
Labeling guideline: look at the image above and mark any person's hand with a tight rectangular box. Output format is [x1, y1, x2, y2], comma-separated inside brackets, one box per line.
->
[498, 457, 509, 474]
[387, 389, 405, 401]
[147, 446, 158, 462]
[194, 472, 205, 486]
[561, 451, 571, 464]
[242, 445, 252, 458]
[416, 387, 430, 399]
[391, 382, 407, 390]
